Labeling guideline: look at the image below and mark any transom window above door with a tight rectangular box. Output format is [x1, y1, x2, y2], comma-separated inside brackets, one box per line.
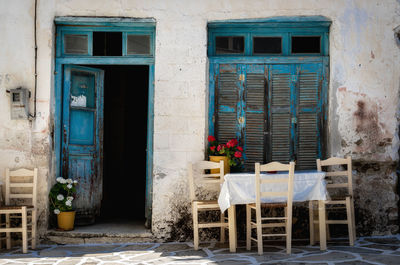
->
[207, 17, 330, 171]
[56, 17, 155, 58]
[208, 16, 330, 57]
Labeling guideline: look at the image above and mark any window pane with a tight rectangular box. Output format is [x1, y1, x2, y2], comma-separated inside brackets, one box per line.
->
[291, 36, 321, 53]
[253, 37, 282, 54]
[93, 32, 122, 56]
[127, 35, 150, 55]
[64, 34, 88, 54]
[215, 36, 244, 54]
[70, 71, 95, 108]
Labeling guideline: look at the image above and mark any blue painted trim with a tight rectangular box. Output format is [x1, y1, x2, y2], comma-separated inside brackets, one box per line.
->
[209, 16, 331, 23]
[145, 64, 155, 222]
[56, 57, 154, 65]
[208, 63, 217, 137]
[209, 56, 326, 64]
[55, 16, 156, 27]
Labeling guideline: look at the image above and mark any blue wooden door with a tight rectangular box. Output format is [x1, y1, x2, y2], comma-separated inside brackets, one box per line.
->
[61, 65, 104, 224]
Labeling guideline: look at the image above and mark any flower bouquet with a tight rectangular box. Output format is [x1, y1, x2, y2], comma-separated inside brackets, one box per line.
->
[207, 136, 244, 171]
[49, 177, 78, 230]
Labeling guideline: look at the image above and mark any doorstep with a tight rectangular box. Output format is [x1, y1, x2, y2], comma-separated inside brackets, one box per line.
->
[44, 220, 155, 245]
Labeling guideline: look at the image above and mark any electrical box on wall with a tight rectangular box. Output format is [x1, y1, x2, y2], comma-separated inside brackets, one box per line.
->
[8, 87, 30, 120]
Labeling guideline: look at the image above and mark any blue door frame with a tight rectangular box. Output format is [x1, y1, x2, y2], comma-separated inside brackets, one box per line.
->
[54, 17, 155, 225]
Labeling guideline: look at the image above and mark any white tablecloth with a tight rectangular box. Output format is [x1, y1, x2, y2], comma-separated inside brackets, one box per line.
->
[218, 170, 328, 213]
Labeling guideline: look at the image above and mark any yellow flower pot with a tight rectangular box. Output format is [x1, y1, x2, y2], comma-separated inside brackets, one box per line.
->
[57, 211, 76, 231]
[209, 155, 230, 175]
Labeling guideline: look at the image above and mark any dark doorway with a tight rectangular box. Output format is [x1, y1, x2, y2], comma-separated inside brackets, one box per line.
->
[85, 65, 149, 224]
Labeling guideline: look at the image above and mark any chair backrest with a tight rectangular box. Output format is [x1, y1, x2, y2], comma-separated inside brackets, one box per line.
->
[316, 156, 353, 196]
[255, 161, 295, 207]
[5, 168, 38, 207]
[187, 160, 224, 202]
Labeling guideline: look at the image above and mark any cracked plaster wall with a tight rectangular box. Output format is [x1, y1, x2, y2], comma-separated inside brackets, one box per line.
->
[0, 0, 399, 239]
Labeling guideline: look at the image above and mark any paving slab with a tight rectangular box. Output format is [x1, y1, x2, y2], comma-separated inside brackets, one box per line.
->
[0, 236, 399, 264]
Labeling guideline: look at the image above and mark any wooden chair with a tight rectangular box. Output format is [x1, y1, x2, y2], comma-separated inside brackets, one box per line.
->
[309, 157, 356, 247]
[188, 160, 229, 250]
[246, 161, 295, 255]
[0, 168, 38, 253]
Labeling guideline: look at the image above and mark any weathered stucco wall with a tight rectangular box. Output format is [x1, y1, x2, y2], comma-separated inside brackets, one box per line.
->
[0, 0, 399, 239]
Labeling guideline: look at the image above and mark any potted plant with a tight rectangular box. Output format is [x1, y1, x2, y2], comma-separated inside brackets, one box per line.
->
[49, 177, 78, 231]
[207, 136, 244, 174]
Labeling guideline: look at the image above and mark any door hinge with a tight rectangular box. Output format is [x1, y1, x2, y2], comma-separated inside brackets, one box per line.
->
[239, 74, 245, 81]
[238, 116, 245, 124]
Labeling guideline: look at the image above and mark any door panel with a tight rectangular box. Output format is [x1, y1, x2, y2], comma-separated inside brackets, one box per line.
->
[61, 65, 104, 224]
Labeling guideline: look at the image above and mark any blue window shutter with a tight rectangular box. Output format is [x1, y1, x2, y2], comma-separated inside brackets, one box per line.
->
[215, 64, 239, 144]
[267, 64, 294, 164]
[243, 64, 266, 171]
[212, 62, 324, 171]
[295, 63, 323, 169]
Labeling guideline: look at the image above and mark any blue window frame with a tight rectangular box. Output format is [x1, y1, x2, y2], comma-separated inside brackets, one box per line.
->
[208, 17, 330, 170]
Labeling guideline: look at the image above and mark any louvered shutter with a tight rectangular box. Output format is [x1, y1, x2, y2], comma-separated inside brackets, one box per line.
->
[215, 64, 238, 144]
[268, 64, 293, 164]
[296, 63, 322, 169]
[244, 65, 266, 170]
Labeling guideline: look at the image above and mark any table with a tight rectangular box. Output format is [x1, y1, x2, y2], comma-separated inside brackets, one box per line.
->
[217, 170, 329, 252]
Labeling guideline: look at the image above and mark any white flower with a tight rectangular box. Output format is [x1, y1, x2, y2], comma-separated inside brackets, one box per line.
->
[58, 178, 67, 184]
[54, 209, 60, 215]
[67, 179, 73, 184]
[65, 200, 72, 207]
[57, 194, 64, 201]
[73, 180, 78, 184]
[67, 184, 72, 189]
[67, 196, 74, 201]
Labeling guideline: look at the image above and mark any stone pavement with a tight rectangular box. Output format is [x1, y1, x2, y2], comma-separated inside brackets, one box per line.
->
[0, 236, 399, 265]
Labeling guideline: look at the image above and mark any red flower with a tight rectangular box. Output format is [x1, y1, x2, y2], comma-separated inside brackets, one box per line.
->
[210, 146, 216, 151]
[226, 139, 238, 148]
[217, 144, 225, 152]
[208, 135, 216, 142]
[237, 146, 243, 152]
[234, 151, 242, 158]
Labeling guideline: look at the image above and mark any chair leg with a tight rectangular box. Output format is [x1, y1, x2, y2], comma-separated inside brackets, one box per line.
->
[220, 212, 225, 243]
[246, 205, 251, 250]
[6, 213, 11, 250]
[256, 206, 263, 255]
[21, 207, 28, 253]
[192, 204, 199, 250]
[31, 210, 37, 249]
[326, 210, 331, 241]
[286, 206, 292, 255]
[309, 201, 315, 245]
[346, 198, 355, 246]
[351, 198, 357, 242]
[318, 200, 327, 251]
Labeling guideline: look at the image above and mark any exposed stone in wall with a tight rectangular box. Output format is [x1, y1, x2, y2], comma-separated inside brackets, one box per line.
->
[353, 161, 399, 235]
